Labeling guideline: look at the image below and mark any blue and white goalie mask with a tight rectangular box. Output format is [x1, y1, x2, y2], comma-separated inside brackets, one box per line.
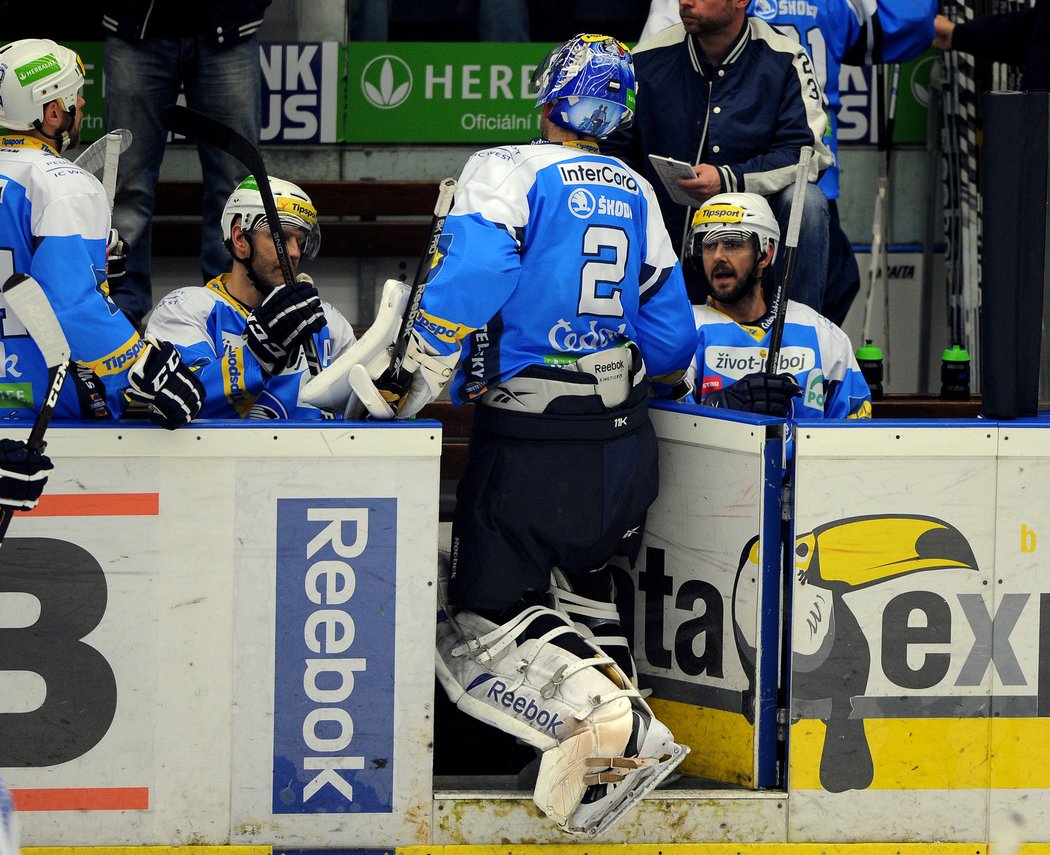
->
[533, 33, 636, 139]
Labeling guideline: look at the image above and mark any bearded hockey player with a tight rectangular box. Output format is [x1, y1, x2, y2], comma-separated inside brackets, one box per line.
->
[308, 33, 695, 836]
[686, 192, 871, 419]
[145, 176, 356, 419]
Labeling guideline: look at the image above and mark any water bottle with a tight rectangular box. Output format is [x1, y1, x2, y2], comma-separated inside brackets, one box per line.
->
[855, 340, 884, 400]
[940, 344, 971, 399]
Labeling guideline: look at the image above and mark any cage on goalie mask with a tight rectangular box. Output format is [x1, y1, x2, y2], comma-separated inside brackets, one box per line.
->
[533, 34, 636, 139]
[688, 192, 780, 266]
[222, 175, 321, 260]
[0, 39, 84, 132]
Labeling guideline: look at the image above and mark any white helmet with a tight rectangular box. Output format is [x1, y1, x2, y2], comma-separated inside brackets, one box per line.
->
[689, 192, 780, 265]
[0, 39, 85, 131]
[222, 175, 320, 260]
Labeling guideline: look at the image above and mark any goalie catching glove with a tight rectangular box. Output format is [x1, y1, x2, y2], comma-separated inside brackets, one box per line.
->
[0, 438, 53, 511]
[244, 274, 326, 376]
[124, 337, 206, 429]
[702, 371, 801, 418]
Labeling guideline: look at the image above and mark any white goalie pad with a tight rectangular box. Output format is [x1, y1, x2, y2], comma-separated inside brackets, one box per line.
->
[550, 566, 642, 690]
[300, 277, 410, 414]
[436, 602, 688, 836]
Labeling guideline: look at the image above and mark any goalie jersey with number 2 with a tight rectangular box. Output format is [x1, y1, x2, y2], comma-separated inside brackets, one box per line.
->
[414, 139, 694, 400]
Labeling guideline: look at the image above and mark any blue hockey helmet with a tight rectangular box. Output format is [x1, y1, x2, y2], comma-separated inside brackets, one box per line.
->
[533, 34, 635, 139]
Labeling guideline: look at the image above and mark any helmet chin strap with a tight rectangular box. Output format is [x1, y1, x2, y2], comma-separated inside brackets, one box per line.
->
[228, 232, 277, 299]
[34, 104, 76, 153]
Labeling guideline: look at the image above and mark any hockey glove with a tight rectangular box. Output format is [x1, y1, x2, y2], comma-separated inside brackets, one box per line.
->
[125, 337, 206, 429]
[0, 438, 53, 511]
[243, 275, 326, 376]
[702, 371, 801, 418]
[349, 332, 460, 420]
[106, 228, 128, 282]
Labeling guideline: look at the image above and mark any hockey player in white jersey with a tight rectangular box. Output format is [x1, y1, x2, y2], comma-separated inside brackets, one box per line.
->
[0, 38, 204, 428]
[146, 176, 355, 419]
[338, 34, 694, 836]
[685, 192, 871, 420]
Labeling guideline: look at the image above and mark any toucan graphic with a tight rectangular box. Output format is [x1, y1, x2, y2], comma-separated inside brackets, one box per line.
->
[733, 514, 978, 792]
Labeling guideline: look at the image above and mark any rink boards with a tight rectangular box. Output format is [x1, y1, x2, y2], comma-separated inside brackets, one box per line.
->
[6, 411, 1050, 847]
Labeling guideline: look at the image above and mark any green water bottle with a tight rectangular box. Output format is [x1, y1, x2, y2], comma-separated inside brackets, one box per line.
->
[940, 344, 971, 399]
[855, 340, 884, 400]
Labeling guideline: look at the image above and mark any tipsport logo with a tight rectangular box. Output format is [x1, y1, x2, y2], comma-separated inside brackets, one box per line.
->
[361, 55, 413, 109]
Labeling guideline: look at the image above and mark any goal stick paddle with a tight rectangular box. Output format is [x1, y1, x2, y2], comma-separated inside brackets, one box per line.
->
[390, 177, 458, 379]
[349, 176, 457, 416]
[161, 104, 322, 376]
[72, 128, 132, 178]
[0, 274, 71, 543]
[764, 146, 814, 374]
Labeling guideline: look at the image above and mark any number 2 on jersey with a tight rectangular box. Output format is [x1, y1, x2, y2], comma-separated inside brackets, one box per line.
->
[578, 225, 627, 318]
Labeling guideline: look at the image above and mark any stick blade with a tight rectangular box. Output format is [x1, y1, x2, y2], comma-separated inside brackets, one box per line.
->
[162, 105, 263, 176]
[2, 274, 71, 368]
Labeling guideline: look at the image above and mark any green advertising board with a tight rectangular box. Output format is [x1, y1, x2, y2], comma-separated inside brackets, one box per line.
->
[68, 41, 107, 144]
[64, 40, 938, 148]
[345, 42, 557, 144]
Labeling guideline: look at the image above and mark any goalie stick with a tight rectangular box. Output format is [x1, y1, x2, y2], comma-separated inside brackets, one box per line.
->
[391, 176, 457, 377]
[72, 128, 132, 179]
[0, 274, 71, 543]
[161, 104, 322, 377]
[763, 146, 813, 374]
[362, 176, 457, 412]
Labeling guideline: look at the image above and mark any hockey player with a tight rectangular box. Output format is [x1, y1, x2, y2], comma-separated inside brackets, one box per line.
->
[336, 34, 694, 835]
[636, 0, 935, 325]
[0, 38, 204, 429]
[146, 176, 355, 419]
[686, 192, 871, 419]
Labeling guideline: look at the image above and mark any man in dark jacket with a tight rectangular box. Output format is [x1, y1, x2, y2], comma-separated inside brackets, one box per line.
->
[933, 0, 1049, 92]
[102, 0, 271, 330]
[604, 0, 833, 311]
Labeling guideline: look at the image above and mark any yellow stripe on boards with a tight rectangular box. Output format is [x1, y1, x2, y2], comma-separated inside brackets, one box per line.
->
[791, 717, 1050, 789]
[647, 696, 754, 786]
[400, 844, 987, 855]
[26, 849, 270, 855]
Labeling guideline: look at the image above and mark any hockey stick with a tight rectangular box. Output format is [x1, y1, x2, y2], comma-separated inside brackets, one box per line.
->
[861, 64, 900, 367]
[101, 131, 124, 211]
[72, 128, 132, 177]
[390, 177, 458, 379]
[160, 104, 322, 376]
[0, 273, 71, 543]
[763, 146, 813, 374]
[349, 177, 457, 416]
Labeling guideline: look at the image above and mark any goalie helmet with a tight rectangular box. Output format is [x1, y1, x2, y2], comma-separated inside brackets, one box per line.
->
[533, 34, 635, 139]
[0, 38, 85, 132]
[689, 192, 780, 265]
[222, 175, 321, 260]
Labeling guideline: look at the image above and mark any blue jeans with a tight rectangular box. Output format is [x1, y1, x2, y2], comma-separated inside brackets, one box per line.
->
[104, 36, 262, 325]
[767, 182, 829, 315]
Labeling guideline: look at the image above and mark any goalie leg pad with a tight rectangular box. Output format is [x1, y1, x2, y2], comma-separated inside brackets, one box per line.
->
[550, 566, 641, 689]
[436, 604, 637, 753]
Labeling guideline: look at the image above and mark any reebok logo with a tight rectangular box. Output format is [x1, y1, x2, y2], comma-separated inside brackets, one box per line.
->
[482, 679, 564, 735]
